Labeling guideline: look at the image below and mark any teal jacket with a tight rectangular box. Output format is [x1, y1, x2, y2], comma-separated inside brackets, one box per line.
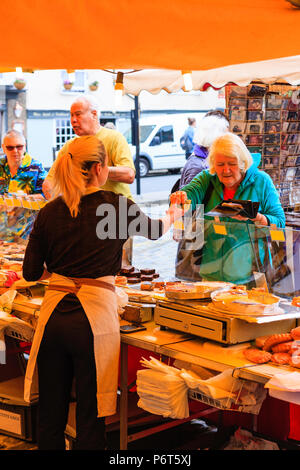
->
[181, 157, 285, 283]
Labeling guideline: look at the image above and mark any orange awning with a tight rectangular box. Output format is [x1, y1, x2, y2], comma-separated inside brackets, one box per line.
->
[0, 0, 300, 71]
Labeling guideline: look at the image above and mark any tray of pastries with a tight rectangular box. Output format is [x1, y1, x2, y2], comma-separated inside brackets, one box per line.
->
[211, 286, 281, 315]
[164, 281, 233, 300]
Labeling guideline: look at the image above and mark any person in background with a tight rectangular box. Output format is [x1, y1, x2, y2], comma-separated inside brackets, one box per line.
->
[0, 130, 47, 195]
[179, 110, 229, 189]
[23, 135, 184, 450]
[104, 122, 116, 129]
[42, 95, 135, 200]
[180, 117, 197, 159]
[171, 132, 285, 284]
[42, 95, 135, 265]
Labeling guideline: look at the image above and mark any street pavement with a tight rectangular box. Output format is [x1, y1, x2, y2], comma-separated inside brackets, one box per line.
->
[130, 172, 180, 197]
[131, 201, 179, 280]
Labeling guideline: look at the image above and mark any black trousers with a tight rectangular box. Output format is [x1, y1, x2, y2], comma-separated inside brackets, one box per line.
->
[37, 295, 106, 450]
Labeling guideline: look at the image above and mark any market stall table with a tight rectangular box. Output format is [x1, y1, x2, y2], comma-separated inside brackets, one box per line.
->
[119, 321, 300, 449]
[119, 321, 210, 449]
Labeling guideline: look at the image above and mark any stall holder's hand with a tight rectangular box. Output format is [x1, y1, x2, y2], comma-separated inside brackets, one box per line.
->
[232, 212, 268, 226]
[162, 199, 191, 237]
[169, 190, 189, 206]
[169, 191, 191, 241]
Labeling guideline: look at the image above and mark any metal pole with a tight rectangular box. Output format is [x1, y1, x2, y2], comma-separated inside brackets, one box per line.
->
[134, 95, 141, 195]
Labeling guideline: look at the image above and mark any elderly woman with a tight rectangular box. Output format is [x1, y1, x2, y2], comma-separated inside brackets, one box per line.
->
[172, 132, 285, 284]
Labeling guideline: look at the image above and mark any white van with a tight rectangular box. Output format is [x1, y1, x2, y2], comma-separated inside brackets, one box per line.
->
[123, 113, 205, 177]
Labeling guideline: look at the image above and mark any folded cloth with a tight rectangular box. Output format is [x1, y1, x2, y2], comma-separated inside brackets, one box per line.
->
[265, 371, 300, 392]
[268, 388, 300, 405]
[136, 362, 189, 419]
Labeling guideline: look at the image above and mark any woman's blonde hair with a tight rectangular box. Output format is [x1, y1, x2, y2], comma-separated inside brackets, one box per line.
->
[53, 135, 106, 217]
[208, 132, 253, 174]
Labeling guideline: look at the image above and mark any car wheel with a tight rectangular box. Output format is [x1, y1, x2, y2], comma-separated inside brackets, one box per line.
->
[137, 158, 150, 177]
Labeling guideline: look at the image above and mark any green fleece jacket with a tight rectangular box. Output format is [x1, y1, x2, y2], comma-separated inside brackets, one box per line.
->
[180, 161, 285, 283]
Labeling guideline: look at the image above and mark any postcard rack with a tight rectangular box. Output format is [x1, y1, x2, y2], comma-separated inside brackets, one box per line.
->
[226, 83, 300, 211]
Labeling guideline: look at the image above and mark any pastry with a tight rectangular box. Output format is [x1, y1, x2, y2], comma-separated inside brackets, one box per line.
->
[255, 335, 272, 349]
[289, 354, 300, 368]
[243, 348, 272, 364]
[263, 333, 293, 351]
[289, 341, 300, 355]
[291, 296, 300, 308]
[140, 268, 155, 275]
[152, 281, 165, 289]
[115, 275, 127, 286]
[272, 341, 294, 353]
[271, 353, 291, 365]
[127, 277, 141, 284]
[120, 266, 134, 275]
[140, 282, 153, 291]
[141, 275, 154, 282]
[290, 326, 300, 340]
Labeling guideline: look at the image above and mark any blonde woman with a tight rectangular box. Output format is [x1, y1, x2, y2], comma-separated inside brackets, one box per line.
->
[172, 132, 285, 284]
[22, 135, 183, 450]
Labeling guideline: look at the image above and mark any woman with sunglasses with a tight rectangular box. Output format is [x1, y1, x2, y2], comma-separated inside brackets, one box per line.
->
[1, 130, 47, 195]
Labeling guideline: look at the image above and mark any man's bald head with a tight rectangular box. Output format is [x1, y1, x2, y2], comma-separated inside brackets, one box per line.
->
[70, 95, 101, 136]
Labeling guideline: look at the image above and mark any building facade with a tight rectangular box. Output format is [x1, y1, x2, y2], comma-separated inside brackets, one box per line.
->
[2, 70, 225, 169]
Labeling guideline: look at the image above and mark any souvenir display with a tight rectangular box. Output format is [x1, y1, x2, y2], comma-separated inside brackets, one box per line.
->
[226, 84, 300, 209]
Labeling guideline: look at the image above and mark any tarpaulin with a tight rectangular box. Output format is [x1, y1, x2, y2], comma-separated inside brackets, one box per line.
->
[0, 0, 299, 71]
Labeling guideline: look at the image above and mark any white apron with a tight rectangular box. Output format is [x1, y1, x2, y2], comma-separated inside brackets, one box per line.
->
[24, 273, 120, 418]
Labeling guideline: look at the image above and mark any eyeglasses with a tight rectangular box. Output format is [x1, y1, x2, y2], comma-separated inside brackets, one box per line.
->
[5, 145, 24, 151]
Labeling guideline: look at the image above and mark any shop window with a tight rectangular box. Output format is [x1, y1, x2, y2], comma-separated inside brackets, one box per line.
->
[55, 118, 76, 151]
[61, 70, 86, 93]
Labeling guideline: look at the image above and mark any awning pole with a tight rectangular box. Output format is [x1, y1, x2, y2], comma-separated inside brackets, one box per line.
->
[134, 95, 140, 195]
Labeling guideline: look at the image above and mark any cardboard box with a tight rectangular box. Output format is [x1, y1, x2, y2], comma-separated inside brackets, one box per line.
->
[0, 377, 37, 441]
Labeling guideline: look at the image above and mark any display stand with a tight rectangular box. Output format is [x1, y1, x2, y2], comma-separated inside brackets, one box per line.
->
[226, 83, 300, 212]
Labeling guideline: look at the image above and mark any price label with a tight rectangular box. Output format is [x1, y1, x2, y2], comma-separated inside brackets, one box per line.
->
[30, 201, 41, 210]
[4, 198, 14, 207]
[270, 229, 285, 242]
[12, 198, 22, 207]
[213, 223, 227, 235]
[22, 199, 32, 209]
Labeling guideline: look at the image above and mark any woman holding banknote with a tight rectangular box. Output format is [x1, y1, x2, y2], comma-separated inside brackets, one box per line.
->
[172, 132, 285, 284]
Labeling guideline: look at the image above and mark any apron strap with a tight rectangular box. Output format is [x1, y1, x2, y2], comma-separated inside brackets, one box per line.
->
[48, 277, 116, 295]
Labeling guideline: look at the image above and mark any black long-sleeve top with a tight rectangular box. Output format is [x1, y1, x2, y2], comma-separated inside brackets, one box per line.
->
[23, 190, 163, 282]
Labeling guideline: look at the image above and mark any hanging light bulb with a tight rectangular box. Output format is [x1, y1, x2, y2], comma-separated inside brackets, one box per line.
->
[181, 70, 193, 92]
[16, 67, 23, 79]
[115, 71, 124, 108]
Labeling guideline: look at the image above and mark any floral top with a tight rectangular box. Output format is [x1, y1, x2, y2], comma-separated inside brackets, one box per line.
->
[0, 153, 48, 195]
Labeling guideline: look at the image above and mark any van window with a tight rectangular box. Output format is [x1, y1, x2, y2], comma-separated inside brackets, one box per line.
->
[140, 125, 156, 142]
[123, 125, 156, 144]
[156, 125, 174, 143]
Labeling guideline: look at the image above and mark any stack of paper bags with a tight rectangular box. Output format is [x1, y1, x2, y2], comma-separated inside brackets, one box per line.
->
[136, 357, 189, 419]
[265, 372, 300, 405]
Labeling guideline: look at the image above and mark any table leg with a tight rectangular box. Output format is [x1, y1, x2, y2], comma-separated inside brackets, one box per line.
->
[120, 342, 128, 450]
